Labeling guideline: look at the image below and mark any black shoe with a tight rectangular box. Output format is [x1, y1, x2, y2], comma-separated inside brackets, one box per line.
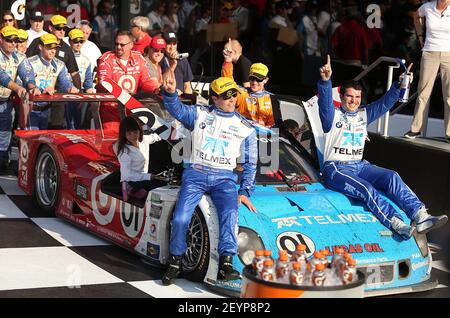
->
[404, 131, 422, 139]
[217, 255, 241, 281]
[162, 255, 182, 286]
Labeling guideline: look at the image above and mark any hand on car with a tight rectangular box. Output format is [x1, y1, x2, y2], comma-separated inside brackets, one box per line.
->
[238, 195, 257, 213]
[43, 86, 55, 95]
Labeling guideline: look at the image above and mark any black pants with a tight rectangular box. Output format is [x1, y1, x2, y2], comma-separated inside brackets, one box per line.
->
[128, 179, 167, 192]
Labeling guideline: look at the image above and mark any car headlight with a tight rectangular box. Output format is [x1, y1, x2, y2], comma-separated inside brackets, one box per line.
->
[412, 230, 429, 257]
[237, 227, 265, 265]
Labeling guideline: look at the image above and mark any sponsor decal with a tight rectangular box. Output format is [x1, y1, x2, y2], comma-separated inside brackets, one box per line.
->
[272, 213, 377, 229]
[336, 122, 343, 128]
[228, 125, 239, 133]
[59, 133, 85, 144]
[199, 122, 206, 129]
[321, 243, 384, 255]
[61, 94, 115, 100]
[195, 150, 231, 165]
[332, 147, 364, 156]
[412, 258, 430, 271]
[120, 201, 145, 238]
[75, 183, 88, 200]
[147, 243, 160, 259]
[276, 232, 316, 258]
[91, 174, 116, 225]
[342, 132, 364, 146]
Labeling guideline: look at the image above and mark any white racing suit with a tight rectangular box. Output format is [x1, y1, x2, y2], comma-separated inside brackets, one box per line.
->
[318, 79, 424, 230]
[162, 90, 257, 257]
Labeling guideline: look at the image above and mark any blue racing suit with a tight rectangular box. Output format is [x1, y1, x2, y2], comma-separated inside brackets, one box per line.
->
[318, 79, 424, 230]
[0, 50, 22, 163]
[162, 90, 257, 257]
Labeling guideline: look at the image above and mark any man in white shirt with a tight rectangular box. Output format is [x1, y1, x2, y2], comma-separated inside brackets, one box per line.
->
[26, 11, 47, 48]
[75, 20, 102, 69]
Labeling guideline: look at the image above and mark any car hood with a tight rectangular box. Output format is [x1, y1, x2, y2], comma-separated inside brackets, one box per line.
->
[239, 183, 423, 265]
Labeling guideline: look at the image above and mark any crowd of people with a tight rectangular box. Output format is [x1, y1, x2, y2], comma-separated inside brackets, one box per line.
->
[0, 0, 449, 285]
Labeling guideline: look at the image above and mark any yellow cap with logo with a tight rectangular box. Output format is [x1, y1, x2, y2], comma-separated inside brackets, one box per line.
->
[249, 63, 269, 80]
[0, 26, 18, 38]
[210, 77, 239, 98]
[17, 29, 28, 41]
[50, 15, 67, 27]
[68, 29, 84, 41]
[40, 33, 60, 48]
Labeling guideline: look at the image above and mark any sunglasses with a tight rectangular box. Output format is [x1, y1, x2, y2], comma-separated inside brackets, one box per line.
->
[53, 26, 66, 31]
[72, 40, 85, 44]
[3, 19, 13, 23]
[222, 92, 238, 100]
[4, 37, 18, 43]
[16, 39, 27, 43]
[115, 42, 131, 47]
[249, 76, 264, 83]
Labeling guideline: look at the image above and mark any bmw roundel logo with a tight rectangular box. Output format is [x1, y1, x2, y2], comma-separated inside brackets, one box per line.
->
[336, 122, 343, 128]
[199, 122, 206, 129]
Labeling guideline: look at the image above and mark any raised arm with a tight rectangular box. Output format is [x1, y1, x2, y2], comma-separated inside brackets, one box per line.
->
[317, 55, 335, 133]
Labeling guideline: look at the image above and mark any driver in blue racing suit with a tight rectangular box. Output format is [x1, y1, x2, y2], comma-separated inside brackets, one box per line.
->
[161, 66, 257, 285]
[318, 55, 447, 239]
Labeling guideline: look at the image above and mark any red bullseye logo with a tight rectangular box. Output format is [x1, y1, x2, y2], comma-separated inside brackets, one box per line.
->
[118, 75, 136, 93]
[91, 175, 116, 225]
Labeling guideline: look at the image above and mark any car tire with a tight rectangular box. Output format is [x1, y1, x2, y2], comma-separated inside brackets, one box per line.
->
[181, 208, 210, 282]
[34, 145, 60, 214]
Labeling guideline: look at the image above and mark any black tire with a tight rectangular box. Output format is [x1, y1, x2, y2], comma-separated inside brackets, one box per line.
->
[181, 208, 210, 282]
[33, 145, 60, 214]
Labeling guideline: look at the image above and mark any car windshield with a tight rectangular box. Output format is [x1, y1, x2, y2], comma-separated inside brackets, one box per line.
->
[236, 136, 319, 185]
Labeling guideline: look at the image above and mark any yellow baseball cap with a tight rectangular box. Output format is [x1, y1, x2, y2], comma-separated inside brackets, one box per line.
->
[68, 29, 84, 41]
[40, 33, 60, 48]
[50, 15, 67, 27]
[0, 26, 18, 38]
[249, 63, 269, 80]
[17, 29, 28, 41]
[210, 77, 239, 98]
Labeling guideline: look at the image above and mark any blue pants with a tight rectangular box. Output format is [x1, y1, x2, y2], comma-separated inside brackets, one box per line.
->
[65, 102, 82, 130]
[169, 167, 239, 257]
[0, 100, 13, 158]
[323, 160, 424, 230]
[28, 109, 50, 130]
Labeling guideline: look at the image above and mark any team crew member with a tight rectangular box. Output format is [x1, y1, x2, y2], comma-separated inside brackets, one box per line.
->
[0, 26, 27, 169]
[26, 15, 81, 129]
[161, 71, 257, 285]
[318, 55, 447, 239]
[222, 48, 274, 127]
[97, 30, 160, 133]
[18, 33, 79, 130]
[15, 29, 28, 55]
[66, 29, 94, 129]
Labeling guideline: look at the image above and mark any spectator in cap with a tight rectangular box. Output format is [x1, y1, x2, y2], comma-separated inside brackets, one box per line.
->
[26, 14, 81, 129]
[26, 11, 47, 48]
[161, 70, 257, 286]
[130, 16, 152, 55]
[1, 10, 18, 29]
[145, 36, 166, 86]
[222, 38, 251, 88]
[0, 26, 27, 169]
[222, 40, 275, 127]
[162, 1, 180, 34]
[160, 31, 194, 94]
[66, 28, 94, 129]
[18, 33, 79, 130]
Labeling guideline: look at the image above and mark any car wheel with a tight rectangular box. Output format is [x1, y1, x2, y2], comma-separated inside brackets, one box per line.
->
[34, 146, 60, 213]
[182, 208, 210, 282]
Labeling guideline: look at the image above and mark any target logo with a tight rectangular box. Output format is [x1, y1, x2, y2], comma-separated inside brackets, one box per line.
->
[276, 231, 316, 258]
[118, 75, 136, 93]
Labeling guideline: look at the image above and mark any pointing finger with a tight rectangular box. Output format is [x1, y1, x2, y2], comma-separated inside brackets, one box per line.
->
[406, 63, 413, 73]
[327, 54, 330, 66]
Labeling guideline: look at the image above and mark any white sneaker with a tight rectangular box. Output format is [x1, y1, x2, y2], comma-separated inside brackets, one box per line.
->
[414, 207, 448, 234]
[391, 216, 415, 240]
